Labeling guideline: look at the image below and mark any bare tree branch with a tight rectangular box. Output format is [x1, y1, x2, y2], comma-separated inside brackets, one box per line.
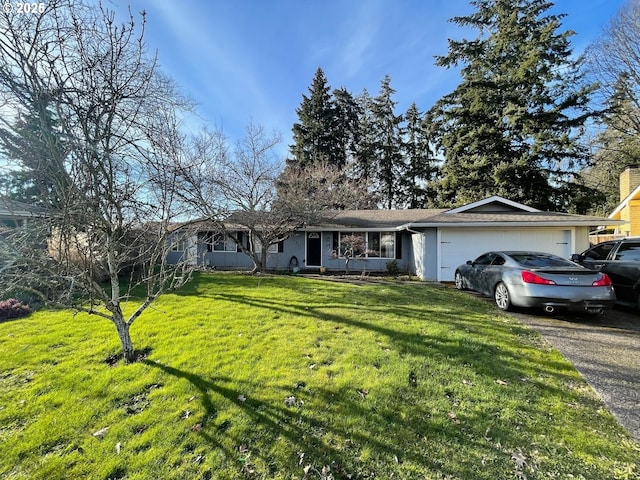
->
[0, 0, 196, 363]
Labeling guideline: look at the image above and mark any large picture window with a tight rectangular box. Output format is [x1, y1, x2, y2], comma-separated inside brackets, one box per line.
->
[204, 232, 236, 252]
[255, 240, 278, 254]
[338, 232, 395, 258]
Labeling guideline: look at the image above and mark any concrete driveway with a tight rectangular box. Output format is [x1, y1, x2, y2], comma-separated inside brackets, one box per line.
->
[507, 304, 640, 443]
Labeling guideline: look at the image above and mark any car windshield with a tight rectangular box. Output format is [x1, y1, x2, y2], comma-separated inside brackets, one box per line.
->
[510, 253, 575, 268]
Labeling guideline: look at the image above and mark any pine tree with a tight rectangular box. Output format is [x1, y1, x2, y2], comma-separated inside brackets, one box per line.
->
[429, 0, 597, 210]
[290, 67, 337, 168]
[371, 75, 404, 209]
[402, 103, 438, 208]
[0, 101, 69, 207]
[332, 87, 361, 169]
[351, 88, 378, 186]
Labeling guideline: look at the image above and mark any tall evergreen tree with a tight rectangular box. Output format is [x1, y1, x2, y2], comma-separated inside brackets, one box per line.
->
[0, 102, 69, 207]
[351, 88, 378, 186]
[429, 0, 597, 210]
[371, 75, 404, 209]
[402, 103, 439, 208]
[332, 87, 361, 168]
[290, 67, 337, 168]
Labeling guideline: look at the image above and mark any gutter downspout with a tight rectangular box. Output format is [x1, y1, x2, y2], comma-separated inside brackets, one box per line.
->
[398, 224, 426, 280]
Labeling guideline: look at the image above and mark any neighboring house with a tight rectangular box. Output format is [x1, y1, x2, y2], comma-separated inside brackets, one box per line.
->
[605, 165, 640, 239]
[168, 195, 616, 282]
[0, 198, 46, 230]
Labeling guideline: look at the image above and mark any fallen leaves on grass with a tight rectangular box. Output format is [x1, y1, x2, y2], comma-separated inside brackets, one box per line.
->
[92, 427, 109, 438]
[284, 396, 304, 407]
[408, 371, 417, 387]
[447, 412, 460, 424]
[511, 450, 537, 480]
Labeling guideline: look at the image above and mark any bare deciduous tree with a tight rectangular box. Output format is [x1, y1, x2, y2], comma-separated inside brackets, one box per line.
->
[587, 0, 640, 134]
[176, 121, 375, 273]
[0, 0, 195, 362]
[581, 0, 640, 212]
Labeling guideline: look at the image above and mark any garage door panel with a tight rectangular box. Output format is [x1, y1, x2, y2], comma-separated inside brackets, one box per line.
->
[439, 229, 571, 281]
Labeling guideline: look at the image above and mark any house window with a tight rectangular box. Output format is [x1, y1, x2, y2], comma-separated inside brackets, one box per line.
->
[339, 232, 365, 257]
[171, 240, 186, 252]
[215, 234, 236, 252]
[204, 232, 236, 252]
[255, 241, 279, 254]
[338, 232, 395, 258]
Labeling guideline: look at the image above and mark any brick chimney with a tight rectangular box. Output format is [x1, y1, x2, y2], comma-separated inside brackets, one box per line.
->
[620, 165, 640, 201]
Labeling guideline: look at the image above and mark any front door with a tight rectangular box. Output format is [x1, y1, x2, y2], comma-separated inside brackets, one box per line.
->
[306, 232, 322, 267]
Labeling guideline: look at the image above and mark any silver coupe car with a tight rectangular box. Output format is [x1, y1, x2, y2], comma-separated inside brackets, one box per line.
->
[454, 251, 616, 314]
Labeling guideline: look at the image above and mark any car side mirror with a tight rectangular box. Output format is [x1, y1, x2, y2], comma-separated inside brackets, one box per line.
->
[466, 260, 473, 265]
[570, 254, 582, 262]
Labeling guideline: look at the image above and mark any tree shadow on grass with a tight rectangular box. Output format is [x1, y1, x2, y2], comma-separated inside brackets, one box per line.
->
[142, 358, 522, 478]
[160, 276, 619, 474]
[209, 288, 582, 397]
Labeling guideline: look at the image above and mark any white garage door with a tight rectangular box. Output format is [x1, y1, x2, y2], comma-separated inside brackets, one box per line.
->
[439, 228, 572, 281]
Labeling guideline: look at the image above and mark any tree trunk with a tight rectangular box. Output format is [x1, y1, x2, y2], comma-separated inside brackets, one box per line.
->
[113, 316, 135, 363]
[260, 249, 268, 273]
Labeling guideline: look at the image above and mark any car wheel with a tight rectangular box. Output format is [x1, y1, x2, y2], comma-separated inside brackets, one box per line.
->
[455, 271, 465, 290]
[494, 282, 512, 311]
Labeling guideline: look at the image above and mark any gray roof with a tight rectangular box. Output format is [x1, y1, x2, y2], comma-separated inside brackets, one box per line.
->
[179, 197, 620, 232]
[307, 208, 618, 230]
[310, 209, 447, 229]
[0, 198, 46, 218]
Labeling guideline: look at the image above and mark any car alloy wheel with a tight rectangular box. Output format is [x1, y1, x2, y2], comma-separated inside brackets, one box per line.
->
[494, 282, 511, 311]
[455, 271, 465, 290]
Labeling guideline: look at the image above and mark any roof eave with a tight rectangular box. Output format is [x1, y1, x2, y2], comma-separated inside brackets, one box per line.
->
[446, 195, 541, 213]
[402, 220, 625, 228]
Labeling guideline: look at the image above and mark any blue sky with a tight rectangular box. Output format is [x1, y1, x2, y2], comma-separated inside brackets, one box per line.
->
[110, 0, 626, 157]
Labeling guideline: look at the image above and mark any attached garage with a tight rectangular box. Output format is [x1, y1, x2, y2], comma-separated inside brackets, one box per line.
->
[398, 196, 615, 282]
[438, 228, 572, 281]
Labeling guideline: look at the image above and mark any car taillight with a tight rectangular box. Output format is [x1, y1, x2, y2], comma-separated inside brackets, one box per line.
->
[521, 271, 556, 285]
[592, 273, 612, 286]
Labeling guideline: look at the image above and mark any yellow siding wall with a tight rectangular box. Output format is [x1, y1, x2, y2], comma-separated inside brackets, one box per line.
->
[616, 200, 640, 236]
[620, 168, 640, 201]
[630, 200, 640, 236]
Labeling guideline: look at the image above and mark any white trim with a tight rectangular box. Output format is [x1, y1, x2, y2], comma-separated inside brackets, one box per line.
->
[402, 220, 623, 228]
[305, 227, 399, 232]
[610, 183, 640, 218]
[436, 229, 442, 282]
[446, 195, 540, 213]
[305, 231, 323, 268]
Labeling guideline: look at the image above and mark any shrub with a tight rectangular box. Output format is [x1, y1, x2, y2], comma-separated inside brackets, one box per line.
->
[0, 298, 32, 322]
[386, 259, 400, 276]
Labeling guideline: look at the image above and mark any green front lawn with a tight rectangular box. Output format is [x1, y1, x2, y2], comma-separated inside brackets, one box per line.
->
[1, 273, 638, 479]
